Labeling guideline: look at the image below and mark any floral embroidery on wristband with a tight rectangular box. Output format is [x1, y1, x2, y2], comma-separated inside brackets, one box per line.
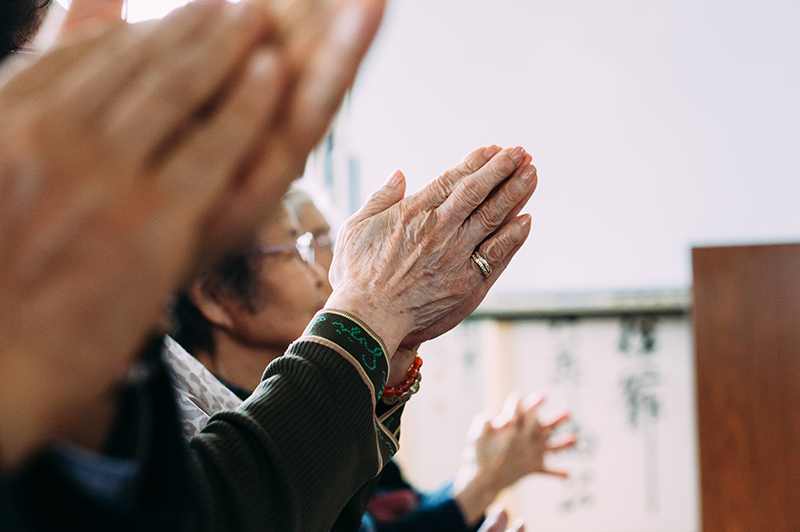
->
[300, 310, 401, 465]
[303, 310, 389, 394]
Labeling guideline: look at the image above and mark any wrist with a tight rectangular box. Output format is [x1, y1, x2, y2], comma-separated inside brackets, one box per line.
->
[302, 309, 393, 400]
[386, 346, 419, 387]
[452, 474, 500, 527]
[381, 351, 422, 405]
[324, 292, 413, 356]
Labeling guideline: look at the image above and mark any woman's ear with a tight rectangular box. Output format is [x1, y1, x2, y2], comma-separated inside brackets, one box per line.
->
[188, 280, 236, 330]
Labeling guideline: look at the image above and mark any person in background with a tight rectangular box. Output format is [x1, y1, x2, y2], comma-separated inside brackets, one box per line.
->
[170, 200, 329, 399]
[359, 390, 575, 532]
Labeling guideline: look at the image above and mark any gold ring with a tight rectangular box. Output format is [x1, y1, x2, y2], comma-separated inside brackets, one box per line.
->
[471, 250, 492, 278]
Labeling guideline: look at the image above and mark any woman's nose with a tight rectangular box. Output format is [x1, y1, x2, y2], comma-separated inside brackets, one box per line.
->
[310, 262, 333, 298]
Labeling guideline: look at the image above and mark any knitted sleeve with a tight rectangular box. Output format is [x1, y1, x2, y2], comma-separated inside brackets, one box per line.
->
[191, 310, 400, 532]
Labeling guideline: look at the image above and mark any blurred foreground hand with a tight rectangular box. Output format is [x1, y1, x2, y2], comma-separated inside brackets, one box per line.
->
[0, 0, 386, 468]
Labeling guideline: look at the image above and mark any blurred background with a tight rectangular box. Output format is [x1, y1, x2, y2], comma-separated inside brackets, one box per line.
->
[46, 1, 800, 530]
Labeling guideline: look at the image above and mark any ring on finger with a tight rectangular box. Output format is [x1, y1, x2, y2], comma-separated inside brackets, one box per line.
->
[471, 250, 493, 278]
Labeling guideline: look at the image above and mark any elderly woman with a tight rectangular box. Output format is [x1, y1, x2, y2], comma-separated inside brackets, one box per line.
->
[170, 201, 329, 399]
[168, 199, 375, 532]
[156, 145, 540, 532]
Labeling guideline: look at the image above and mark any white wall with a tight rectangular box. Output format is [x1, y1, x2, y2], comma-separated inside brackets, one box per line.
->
[347, 0, 800, 294]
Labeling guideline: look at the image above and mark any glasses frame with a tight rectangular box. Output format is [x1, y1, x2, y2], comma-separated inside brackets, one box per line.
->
[252, 232, 315, 267]
[311, 233, 333, 252]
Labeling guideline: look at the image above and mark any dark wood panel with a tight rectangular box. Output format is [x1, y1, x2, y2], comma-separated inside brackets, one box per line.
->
[693, 243, 800, 532]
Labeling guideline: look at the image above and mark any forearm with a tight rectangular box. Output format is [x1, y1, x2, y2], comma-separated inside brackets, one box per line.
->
[323, 294, 411, 358]
[452, 477, 499, 528]
[0, 348, 124, 469]
[0, 354, 51, 468]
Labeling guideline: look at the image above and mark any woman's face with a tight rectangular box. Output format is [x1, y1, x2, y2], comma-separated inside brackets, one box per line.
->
[226, 207, 328, 350]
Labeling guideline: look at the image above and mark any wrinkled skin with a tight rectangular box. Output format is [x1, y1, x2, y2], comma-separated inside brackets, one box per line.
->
[327, 145, 538, 378]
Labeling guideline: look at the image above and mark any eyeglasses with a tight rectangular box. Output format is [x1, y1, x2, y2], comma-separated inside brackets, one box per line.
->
[252, 232, 315, 267]
[311, 233, 333, 252]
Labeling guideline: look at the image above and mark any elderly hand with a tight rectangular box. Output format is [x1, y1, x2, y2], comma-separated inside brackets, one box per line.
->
[197, 0, 388, 253]
[326, 146, 538, 358]
[0, 0, 284, 467]
[50, 0, 388, 258]
[452, 392, 576, 526]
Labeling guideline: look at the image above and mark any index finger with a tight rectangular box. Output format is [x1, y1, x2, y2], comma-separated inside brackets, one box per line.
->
[541, 411, 571, 431]
[523, 392, 546, 412]
[437, 147, 527, 230]
[541, 468, 570, 479]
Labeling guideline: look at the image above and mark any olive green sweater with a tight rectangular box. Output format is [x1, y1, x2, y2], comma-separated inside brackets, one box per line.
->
[192, 310, 403, 531]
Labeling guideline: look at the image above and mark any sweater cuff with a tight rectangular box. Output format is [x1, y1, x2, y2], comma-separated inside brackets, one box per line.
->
[297, 310, 399, 465]
[301, 310, 389, 393]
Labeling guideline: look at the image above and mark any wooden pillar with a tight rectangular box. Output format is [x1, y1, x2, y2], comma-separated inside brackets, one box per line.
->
[692, 243, 800, 532]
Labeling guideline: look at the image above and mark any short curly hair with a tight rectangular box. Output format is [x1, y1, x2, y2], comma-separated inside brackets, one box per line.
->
[1, 0, 53, 59]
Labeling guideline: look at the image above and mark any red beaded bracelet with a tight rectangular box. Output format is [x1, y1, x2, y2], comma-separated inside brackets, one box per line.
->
[381, 355, 423, 405]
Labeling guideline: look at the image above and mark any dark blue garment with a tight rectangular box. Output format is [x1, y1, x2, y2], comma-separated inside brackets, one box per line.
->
[360, 461, 482, 532]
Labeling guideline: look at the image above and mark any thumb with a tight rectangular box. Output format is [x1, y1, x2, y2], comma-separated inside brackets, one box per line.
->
[60, 0, 125, 38]
[351, 169, 406, 223]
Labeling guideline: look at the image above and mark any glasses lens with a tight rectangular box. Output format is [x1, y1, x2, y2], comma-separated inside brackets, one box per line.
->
[295, 232, 315, 266]
[314, 233, 333, 251]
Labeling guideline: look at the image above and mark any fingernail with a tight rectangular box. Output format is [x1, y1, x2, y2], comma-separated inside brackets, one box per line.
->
[521, 165, 537, 183]
[386, 170, 403, 188]
[483, 145, 500, 159]
[510, 146, 526, 162]
[519, 214, 531, 228]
